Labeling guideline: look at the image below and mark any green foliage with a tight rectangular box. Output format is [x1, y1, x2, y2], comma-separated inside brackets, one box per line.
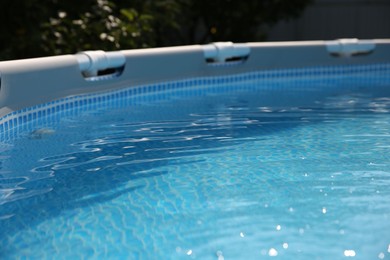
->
[41, 0, 154, 55]
[0, 0, 312, 60]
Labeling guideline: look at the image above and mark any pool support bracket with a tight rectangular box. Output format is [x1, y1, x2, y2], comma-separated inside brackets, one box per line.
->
[202, 42, 250, 63]
[75, 50, 126, 78]
[326, 39, 376, 57]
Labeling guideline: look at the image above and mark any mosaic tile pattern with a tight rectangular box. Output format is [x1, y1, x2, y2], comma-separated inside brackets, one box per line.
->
[1, 63, 390, 258]
[2, 86, 390, 259]
[0, 63, 389, 141]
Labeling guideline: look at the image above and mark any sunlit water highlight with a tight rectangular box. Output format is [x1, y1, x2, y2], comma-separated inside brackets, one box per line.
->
[1, 81, 390, 259]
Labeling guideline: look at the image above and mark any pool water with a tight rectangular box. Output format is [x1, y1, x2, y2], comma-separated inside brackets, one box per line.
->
[1, 71, 390, 259]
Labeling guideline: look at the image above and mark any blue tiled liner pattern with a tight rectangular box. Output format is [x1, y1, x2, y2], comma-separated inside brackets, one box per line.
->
[1, 63, 390, 141]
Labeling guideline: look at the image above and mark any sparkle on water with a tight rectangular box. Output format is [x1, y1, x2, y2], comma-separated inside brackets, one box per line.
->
[1, 75, 390, 259]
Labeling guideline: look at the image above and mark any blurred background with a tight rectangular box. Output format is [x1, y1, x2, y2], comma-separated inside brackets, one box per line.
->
[0, 0, 389, 61]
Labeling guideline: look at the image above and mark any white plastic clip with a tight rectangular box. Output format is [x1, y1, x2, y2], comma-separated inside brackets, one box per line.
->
[75, 50, 125, 77]
[326, 38, 376, 57]
[203, 42, 250, 62]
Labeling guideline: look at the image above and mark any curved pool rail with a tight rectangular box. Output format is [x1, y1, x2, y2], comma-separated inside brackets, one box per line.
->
[0, 39, 389, 119]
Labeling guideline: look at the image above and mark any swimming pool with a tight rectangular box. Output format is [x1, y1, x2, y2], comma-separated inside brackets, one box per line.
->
[1, 40, 390, 259]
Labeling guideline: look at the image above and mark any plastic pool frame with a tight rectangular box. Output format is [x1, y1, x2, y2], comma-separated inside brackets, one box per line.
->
[0, 39, 389, 119]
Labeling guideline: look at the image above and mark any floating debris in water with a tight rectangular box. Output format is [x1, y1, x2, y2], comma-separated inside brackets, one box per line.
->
[29, 128, 55, 139]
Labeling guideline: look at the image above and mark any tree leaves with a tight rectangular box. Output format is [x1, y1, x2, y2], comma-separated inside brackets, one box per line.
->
[0, 0, 312, 60]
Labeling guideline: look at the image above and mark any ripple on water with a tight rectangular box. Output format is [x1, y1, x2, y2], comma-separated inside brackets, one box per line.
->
[1, 90, 390, 258]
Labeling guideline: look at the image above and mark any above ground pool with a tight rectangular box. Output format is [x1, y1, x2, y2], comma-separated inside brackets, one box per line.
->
[0, 40, 390, 259]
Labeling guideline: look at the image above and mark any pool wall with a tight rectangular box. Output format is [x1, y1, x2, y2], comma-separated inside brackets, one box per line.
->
[0, 39, 389, 119]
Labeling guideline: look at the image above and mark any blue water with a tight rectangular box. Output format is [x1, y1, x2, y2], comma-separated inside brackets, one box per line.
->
[1, 75, 390, 259]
